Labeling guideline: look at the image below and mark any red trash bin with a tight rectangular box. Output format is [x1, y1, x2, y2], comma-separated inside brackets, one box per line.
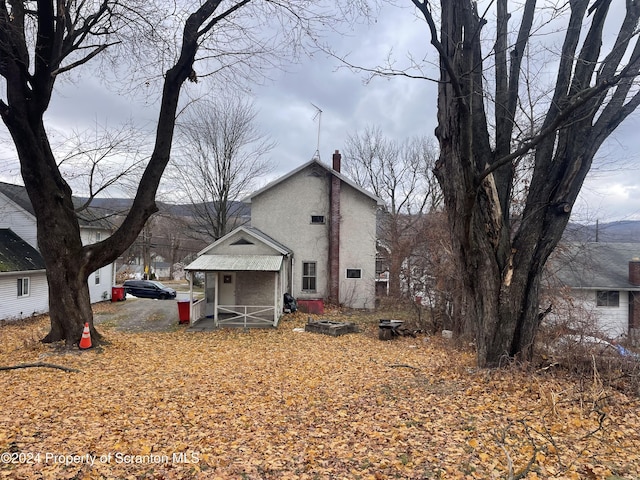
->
[111, 286, 125, 302]
[177, 300, 190, 324]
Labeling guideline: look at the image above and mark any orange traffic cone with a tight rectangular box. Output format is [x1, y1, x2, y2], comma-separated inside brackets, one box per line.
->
[79, 322, 92, 349]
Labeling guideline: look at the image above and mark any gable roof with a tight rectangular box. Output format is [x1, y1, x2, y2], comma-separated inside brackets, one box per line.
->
[0, 181, 34, 216]
[0, 181, 114, 230]
[550, 242, 640, 290]
[197, 226, 291, 256]
[243, 159, 384, 205]
[0, 229, 46, 273]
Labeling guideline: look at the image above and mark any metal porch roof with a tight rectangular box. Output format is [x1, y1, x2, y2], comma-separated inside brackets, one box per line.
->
[185, 254, 284, 272]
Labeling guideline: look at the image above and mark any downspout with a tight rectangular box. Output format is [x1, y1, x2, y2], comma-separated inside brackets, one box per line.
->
[329, 150, 341, 305]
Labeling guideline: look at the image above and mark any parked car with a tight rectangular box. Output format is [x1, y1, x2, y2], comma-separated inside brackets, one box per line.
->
[123, 280, 177, 300]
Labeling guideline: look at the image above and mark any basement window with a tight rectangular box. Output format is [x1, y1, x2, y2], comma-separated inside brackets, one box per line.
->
[17, 277, 30, 298]
[311, 215, 325, 224]
[346, 269, 362, 279]
[596, 290, 619, 307]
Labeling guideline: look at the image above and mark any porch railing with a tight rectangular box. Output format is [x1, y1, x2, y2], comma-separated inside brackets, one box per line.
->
[217, 305, 277, 328]
[191, 298, 205, 324]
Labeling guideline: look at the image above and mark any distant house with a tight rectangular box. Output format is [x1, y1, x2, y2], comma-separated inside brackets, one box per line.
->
[0, 182, 115, 320]
[185, 151, 382, 327]
[549, 242, 640, 341]
[0, 229, 48, 320]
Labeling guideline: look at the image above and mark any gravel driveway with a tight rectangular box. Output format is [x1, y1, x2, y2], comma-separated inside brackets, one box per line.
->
[94, 282, 195, 332]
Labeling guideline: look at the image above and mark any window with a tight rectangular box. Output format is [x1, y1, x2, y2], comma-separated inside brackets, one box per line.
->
[311, 215, 325, 224]
[596, 290, 619, 307]
[375, 257, 386, 275]
[95, 268, 101, 285]
[346, 268, 362, 279]
[302, 262, 316, 291]
[17, 278, 30, 297]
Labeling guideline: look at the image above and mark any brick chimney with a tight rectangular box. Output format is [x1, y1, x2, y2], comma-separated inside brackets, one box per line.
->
[329, 150, 341, 305]
[630, 258, 640, 286]
[332, 149, 341, 172]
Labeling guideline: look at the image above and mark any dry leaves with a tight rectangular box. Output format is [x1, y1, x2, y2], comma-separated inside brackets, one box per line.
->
[0, 313, 639, 479]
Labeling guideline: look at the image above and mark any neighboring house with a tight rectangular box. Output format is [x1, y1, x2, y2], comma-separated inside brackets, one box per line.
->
[0, 229, 49, 320]
[0, 181, 115, 320]
[185, 151, 382, 326]
[549, 242, 640, 341]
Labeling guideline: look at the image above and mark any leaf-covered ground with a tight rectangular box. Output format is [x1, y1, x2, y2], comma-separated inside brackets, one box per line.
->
[1, 310, 639, 479]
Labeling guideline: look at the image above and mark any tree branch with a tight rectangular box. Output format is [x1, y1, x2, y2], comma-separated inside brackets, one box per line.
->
[0, 362, 80, 373]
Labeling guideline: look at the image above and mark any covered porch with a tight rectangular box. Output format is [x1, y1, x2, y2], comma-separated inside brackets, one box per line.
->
[187, 265, 286, 328]
[184, 227, 292, 329]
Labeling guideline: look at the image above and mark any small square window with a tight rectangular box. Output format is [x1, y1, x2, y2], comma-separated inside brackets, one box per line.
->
[346, 269, 362, 279]
[223, 275, 233, 284]
[311, 215, 325, 224]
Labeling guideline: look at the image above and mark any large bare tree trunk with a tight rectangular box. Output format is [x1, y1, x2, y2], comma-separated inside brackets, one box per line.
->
[414, 0, 640, 366]
[0, 1, 220, 345]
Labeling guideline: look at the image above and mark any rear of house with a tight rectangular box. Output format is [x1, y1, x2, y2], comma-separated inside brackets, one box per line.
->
[247, 153, 380, 310]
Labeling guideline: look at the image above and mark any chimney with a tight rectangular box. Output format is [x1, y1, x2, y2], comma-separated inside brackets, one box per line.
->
[630, 257, 640, 286]
[329, 150, 341, 305]
[332, 149, 341, 173]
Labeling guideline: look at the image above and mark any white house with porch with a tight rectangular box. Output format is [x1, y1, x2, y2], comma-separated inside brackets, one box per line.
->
[184, 151, 382, 328]
[184, 226, 292, 328]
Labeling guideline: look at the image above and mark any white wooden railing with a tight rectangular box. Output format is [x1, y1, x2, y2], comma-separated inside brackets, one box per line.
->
[217, 305, 276, 327]
[191, 298, 205, 324]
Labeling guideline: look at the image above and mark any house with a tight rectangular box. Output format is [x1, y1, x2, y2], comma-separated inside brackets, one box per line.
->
[185, 151, 382, 327]
[549, 242, 640, 341]
[0, 181, 115, 320]
[185, 226, 292, 327]
[0, 229, 48, 320]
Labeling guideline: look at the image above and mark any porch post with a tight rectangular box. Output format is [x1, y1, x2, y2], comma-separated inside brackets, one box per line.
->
[214, 272, 220, 326]
[189, 271, 194, 321]
[274, 271, 278, 326]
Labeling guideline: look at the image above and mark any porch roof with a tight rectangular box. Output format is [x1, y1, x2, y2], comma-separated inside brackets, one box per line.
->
[185, 254, 283, 272]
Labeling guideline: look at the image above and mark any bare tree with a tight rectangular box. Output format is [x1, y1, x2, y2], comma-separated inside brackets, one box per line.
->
[343, 125, 441, 297]
[172, 95, 274, 241]
[0, 0, 347, 346]
[410, 0, 640, 366]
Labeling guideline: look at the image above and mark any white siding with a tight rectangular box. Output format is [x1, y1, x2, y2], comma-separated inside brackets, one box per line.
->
[0, 272, 49, 320]
[570, 289, 629, 338]
[0, 193, 38, 249]
[81, 228, 114, 303]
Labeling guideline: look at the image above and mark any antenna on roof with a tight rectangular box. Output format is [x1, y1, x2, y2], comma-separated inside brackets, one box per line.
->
[311, 103, 322, 161]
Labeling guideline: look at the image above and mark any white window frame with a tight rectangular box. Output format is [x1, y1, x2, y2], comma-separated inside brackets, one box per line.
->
[346, 268, 362, 279]
[17, 277, 30, 298]
[596, 290, 619, 307]
[302, 261, 317, 291]
[95, 268, 101, 285]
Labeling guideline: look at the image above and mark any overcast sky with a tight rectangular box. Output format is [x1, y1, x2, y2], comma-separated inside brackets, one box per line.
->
[1, 1, 639, 224]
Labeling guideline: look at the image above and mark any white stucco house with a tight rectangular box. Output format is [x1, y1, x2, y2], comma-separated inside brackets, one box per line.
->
[549, 242, 640, 341]
[185, 151, 383, 327]
[0, 181, 115, 321]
